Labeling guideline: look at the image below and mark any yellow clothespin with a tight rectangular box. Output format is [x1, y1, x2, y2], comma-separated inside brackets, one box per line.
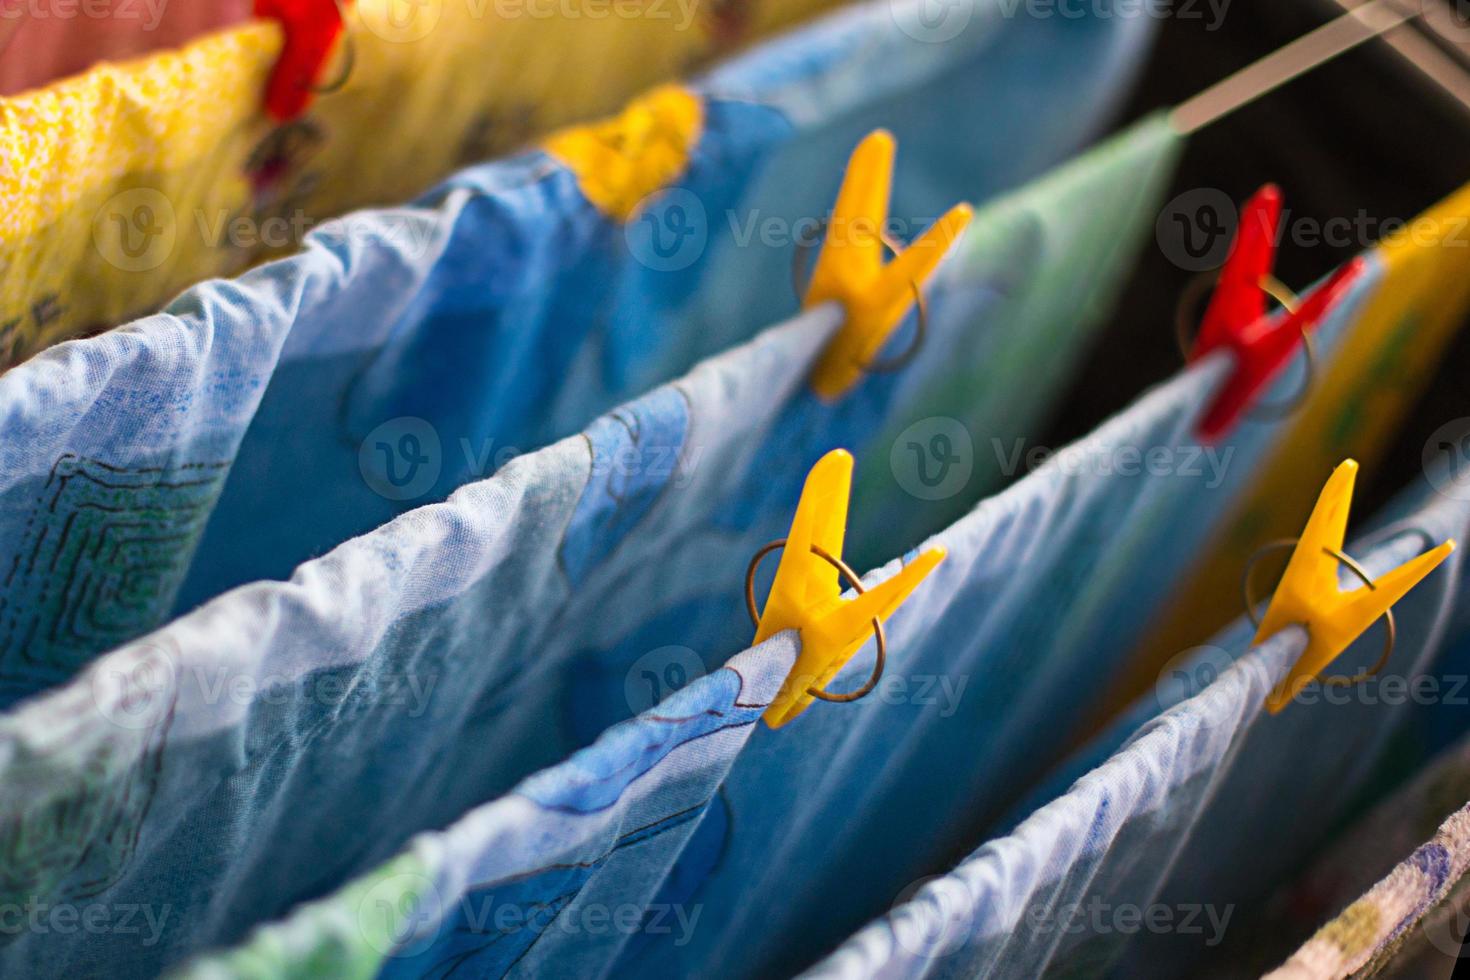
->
[804, 130, 974, 401]
[750, 449, 946, 728]
[1255, 459, 1455, 714]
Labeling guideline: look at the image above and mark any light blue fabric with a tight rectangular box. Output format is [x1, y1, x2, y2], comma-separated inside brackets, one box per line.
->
[185, 633, 800, 979]
[378, 634, 797, 979]
[806, 475, 1470, 980]
[0, 0, 1157, 706]
[0, 196, 1381, 975]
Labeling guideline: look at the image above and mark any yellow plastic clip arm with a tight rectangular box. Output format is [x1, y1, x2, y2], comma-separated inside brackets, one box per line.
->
[804, 130, 974, 402]
[1257, 459, 1455, 713]
[756, 449, 947, 728]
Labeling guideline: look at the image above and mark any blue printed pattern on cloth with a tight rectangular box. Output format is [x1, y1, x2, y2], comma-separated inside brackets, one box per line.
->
[0, 0, 1153, 705]
[379, 638, 794, 979]
[0, 118, 1185, 976]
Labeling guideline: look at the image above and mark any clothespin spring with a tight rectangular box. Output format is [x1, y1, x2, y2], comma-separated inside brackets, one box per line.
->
[1242, 538, 1394, 687]
[1175, 271, 1318, 419]
[745, 538, 886, 703]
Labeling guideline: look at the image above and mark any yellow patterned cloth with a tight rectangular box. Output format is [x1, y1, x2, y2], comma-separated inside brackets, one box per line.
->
[0, 0, 844, 366]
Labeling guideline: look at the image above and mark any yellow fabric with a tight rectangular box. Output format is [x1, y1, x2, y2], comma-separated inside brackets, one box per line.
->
[543, 85, 704, 222]
[0, 0, 848, 367]
[1100, 180, 1470, 722]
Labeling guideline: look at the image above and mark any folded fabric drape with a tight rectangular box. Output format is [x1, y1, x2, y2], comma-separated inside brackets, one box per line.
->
[150, 243, 1377, 980]
[1121, 179, 1470, 712]
[0, 13, 1160, 706]
[0, 0, 849, 367]
[809, 473, 1469, 979]
[0, 114, 1178, 977]
[171, 633, 800, 980]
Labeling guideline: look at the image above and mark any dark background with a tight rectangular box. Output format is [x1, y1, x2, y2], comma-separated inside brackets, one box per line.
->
[1039, 0, 1470, 516]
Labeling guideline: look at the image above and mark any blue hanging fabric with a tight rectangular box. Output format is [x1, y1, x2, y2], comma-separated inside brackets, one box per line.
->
[0, 0, 1155, 708]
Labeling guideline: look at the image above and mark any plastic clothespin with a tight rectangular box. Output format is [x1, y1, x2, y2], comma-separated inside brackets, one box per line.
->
[255, 0, 349, 122]
[755, 449, 946, 728]
[1188, 184, 1366, 442]
[804, 131, 973, 402]
[1255, 459, 1455, 714]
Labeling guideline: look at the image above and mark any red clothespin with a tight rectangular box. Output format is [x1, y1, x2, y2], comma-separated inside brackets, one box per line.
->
[256, 0, 349, 121]
[1188, 184, 1366, 442]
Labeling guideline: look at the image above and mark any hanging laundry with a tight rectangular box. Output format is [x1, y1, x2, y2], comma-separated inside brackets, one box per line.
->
[171, 632, 799, 979]
[808, 468, 1466, 979]
[1116, 177, 1470, 715]
[0, 181, 1365, 975]
[0, 0, 858, 367]
[0, 57, 1169, 707]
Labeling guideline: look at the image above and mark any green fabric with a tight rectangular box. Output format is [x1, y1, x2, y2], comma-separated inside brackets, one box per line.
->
[171, 854, 432, 980]
[849, 112, 1184, 566]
